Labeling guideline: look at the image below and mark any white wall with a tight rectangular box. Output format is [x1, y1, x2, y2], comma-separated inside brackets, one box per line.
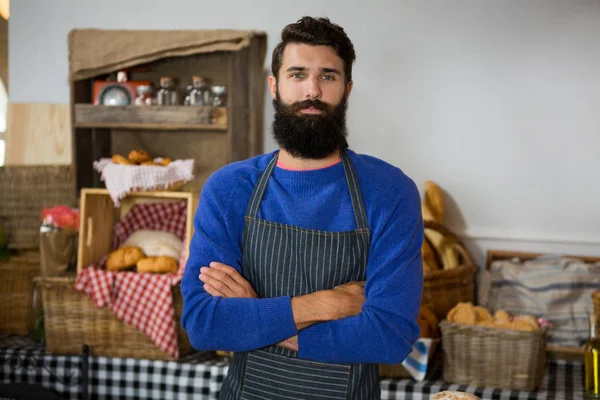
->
[9, 0, 600, 265]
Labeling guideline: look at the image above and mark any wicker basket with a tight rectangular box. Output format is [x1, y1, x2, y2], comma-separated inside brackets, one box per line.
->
[422, 220, 477, 321]
[0, 166, 75, 249]
[440, 320, 547, 391]
[35, 276, 193, 360]
[0, 251, 40, 335]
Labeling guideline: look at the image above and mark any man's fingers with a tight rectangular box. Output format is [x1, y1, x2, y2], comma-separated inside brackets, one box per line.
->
[200, 269, 234, 295]
[203, 283, 226, 297]
[210, 262, 249, 286]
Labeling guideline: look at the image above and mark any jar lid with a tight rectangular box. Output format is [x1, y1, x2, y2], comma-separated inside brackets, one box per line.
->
[136, 85, 153, 94]
[192, 76, 208, 86]
[211, 85, 227, 94]
[160, 77, 174, 87]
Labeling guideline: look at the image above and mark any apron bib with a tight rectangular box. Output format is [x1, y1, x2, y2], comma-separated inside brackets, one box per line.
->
[219, 151, 379, 399]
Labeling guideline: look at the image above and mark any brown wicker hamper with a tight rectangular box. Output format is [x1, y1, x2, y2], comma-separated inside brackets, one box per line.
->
[422, 220, 478, 321]
[0, 251, 40, 335]
[35, 276, 193, 360]
[440, 320, 547, 391]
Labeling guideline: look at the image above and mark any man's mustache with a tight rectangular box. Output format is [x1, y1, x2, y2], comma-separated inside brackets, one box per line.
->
[287, 99, 332, 114]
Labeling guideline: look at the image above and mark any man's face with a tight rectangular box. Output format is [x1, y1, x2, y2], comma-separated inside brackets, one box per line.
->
[268, 43, 354, 159]
[269, 43, 351, 109]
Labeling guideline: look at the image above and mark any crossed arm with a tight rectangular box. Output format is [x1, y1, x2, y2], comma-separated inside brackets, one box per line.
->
[199, 262, 366, 351]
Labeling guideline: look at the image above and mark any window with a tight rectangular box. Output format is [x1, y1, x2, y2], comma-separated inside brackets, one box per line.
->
[0, 0, 8, 166]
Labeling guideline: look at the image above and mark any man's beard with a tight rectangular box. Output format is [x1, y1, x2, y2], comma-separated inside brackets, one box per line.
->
[271, 91, 349, 159]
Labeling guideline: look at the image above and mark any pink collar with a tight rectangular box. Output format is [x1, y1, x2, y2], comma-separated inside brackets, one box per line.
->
[276, 158, 342, 171]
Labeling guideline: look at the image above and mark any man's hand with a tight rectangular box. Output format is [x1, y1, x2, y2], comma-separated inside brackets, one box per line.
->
[200, 262, 297, 351]
[199, 262, 258, 298]
[290, 280, 366, 330]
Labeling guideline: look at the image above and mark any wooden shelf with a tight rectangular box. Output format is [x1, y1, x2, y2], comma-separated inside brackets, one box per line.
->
[73, 104, 227, 131]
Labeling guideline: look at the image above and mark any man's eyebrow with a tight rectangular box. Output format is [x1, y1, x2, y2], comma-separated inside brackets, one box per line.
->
[285, 66, 342, 75]
[321, 68, 341, 75]
[286, 66, 306, 72]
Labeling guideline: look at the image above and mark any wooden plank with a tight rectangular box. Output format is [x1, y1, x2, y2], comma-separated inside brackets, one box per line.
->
[74, 104, 227, 131]
[248, 36, 266, 157]
[228, 48, 249, 162]
[5, 103, 72, 165]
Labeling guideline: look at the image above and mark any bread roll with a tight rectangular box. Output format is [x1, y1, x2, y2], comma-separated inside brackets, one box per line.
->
[122, 229, 183, 260]
[112, 154, 134, 165]
[106, 246, 145, 271]
[447, 302, 476, 325]
[424, 180, 445, 223]
[128, 149, 151, 164]
[430, 391, 481, 400]
[137, 256, 178, 274]
[418, 304, 440, 338]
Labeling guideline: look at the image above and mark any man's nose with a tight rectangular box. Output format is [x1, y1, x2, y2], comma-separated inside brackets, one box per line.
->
[305, 76, 322, 99]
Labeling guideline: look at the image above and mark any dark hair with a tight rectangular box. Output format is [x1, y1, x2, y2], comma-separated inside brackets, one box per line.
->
[271, 17, 356, 83]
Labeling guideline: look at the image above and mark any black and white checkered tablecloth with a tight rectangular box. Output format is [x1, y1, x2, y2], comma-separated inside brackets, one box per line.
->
[0, 336, 585, 400]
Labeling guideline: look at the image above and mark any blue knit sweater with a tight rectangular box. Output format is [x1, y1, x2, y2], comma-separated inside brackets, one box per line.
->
[180, 150, 424, 364]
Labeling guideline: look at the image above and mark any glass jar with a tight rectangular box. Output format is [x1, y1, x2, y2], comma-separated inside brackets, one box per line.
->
[183, 85, 193, 106]
[211, 85, 227, 107]
[157, 77, 179, 105]
[134, 85, 153, 106]
[190, 76, 210, 106]
[585, 314, 600, 399]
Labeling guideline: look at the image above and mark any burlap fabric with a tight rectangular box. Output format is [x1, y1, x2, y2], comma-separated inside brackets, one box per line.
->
[69, 29, 267, 81]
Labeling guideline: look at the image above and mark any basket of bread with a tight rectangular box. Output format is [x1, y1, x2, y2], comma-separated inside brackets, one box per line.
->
[93, 149, 194, 205]
[440, 302, 547, 391]
[36, 189, 197, 361]
[420, 181, 478, 321]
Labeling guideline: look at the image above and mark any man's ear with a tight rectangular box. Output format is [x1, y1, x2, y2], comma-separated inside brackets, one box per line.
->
[268, 75, 277, 99]
[345, 80, 353, 103]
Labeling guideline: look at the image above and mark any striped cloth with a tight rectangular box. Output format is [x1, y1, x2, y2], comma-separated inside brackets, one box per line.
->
[400, 338, 434, 382]
[480, 255, 600, 347]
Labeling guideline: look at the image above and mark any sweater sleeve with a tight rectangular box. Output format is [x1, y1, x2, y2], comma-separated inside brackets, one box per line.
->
[180, 172, 298, 352]
[297, 180, 424, 365]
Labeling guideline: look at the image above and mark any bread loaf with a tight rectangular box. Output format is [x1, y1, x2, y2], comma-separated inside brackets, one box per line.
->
[137, 256, 178, 274]
[128, 149, 152, 164]
[112, 154, 134, 165]
[106, 246, 145, 271]
[424, 180, 445, 223]
[430, 391, 481, 400]
[422, 203, 459, 269]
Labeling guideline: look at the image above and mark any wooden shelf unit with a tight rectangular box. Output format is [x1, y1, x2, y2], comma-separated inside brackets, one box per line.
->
[70, 33, 266, 196]
[73, 104, 228, 131]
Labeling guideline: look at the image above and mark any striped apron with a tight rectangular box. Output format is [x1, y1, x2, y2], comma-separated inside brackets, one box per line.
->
[219, 151, 379, 400]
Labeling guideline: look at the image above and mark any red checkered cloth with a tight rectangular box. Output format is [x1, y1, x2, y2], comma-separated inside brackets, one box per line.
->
[75, 201, 189, 359]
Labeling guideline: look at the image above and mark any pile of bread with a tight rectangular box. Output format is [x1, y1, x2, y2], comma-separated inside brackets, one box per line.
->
[430, 391, 480, 400]
[447, 302, 541, 332]
[112, 149, 172, 167]
[420, 181, 460, 275]
[418, 304, 441, 339]
[106, 229, 182, 274]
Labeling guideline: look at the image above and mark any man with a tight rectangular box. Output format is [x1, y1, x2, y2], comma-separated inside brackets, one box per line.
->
[181, 16, 424, 399]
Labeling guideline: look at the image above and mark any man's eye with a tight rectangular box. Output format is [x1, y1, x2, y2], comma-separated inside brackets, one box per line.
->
[321, 75, 335, 81]
[292, 73, 304, 79]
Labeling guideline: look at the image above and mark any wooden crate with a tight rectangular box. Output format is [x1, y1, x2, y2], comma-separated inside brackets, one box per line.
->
[39, 188, 198, 360]
[77, 188, 196, 273]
